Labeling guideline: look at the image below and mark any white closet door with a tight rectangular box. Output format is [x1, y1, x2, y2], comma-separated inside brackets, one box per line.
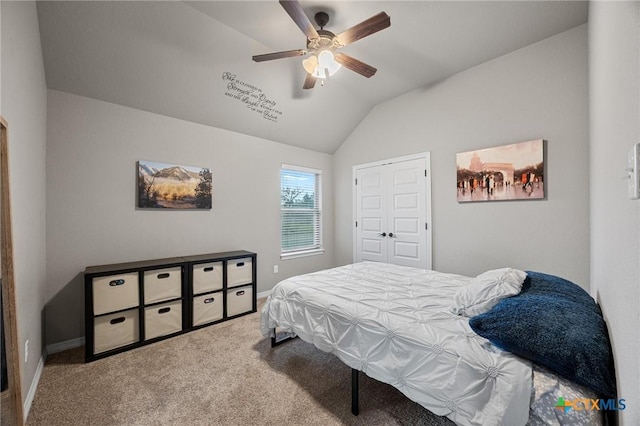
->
[355, 155, 429, 269]
[356, 165, 387, 263]
[386, 158, 427, 268]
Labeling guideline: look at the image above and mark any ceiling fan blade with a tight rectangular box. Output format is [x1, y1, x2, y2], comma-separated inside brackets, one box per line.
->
[279, 0, 319, 40]
[334, 53, 377, 78]
[303, 73, 317, 89]
[252, 49, 306, 62]
[335, 12, 390, 46]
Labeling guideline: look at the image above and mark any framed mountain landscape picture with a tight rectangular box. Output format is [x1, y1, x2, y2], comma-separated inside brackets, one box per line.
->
[137, 160, 212, 209]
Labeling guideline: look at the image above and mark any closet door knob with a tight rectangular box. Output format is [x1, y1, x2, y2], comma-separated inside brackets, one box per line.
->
[378, 232, 387, 237]
[389, 233, 394, 237]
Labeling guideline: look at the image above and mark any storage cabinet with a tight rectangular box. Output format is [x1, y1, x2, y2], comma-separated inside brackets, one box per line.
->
[184, 251, 257, 329]
[85, 250, 256, 362]
[85, 256, 186, 361]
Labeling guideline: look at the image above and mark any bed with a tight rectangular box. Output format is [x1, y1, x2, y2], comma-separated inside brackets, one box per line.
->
[260, 262, 616, 426]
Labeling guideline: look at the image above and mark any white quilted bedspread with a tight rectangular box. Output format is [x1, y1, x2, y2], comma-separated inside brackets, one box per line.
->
[260, 262, 532, 426]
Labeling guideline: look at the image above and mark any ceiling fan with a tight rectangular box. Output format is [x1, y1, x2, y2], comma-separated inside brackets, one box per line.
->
[252, 0, 391, 89]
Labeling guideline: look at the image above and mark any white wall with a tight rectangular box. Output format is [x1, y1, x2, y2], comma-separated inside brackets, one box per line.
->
[46, 90, 334, 344]
[1, 0, 48, 406]
[334, 25, 590, 288]
[589, 2, 639, 424]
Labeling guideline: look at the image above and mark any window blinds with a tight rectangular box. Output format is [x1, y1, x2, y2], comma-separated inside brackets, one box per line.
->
[280, 165, 322, 255]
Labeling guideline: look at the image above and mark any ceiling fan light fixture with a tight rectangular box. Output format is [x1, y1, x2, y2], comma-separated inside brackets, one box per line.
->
[302, 55, 318, 74]
[303, 49, 341, 79]
[317, 50, 341, 77]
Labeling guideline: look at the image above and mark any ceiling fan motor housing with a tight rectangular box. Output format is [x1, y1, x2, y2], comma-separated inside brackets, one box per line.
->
[307, 29, 340, 51]
[314, 11, 330, 29]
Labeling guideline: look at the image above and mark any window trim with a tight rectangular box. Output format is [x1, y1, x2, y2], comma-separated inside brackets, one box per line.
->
[280, 248, 325, 260]
[280, 163, 323, 259]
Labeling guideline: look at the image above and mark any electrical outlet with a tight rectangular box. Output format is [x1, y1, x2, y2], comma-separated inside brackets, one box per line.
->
[627, 143, 640, 199]
[273, 265, 279, 274]
[24, 340, 29, 363]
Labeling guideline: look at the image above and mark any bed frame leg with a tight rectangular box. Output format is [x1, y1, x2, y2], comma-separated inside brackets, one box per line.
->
[270, 328, 297, 348]
[351, 368, 359, 416]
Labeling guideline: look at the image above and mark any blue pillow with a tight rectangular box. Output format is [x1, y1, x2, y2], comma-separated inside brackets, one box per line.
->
[469, 283, 616, 398]
[522, 271, 602, 315]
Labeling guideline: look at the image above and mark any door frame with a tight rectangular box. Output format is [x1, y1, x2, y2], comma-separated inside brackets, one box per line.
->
[352, 152, 432, 269]
[1, 115, 25, 424]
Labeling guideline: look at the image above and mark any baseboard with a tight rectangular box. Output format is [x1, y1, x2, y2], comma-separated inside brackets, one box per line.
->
[257, 290, 271, 300]
[25, 293, 271, 419]
[22, 337, 84, 421]
[23, 352, 45, 421]
[46, 337, 85, 355]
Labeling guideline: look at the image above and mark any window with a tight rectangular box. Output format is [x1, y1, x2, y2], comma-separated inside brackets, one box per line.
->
[280, 164, 323, 259]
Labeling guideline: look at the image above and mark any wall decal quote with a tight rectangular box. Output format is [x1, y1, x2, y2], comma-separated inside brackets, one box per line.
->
[222, 72, 283, 122]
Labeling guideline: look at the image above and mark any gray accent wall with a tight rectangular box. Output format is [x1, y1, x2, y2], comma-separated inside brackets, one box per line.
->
[589, 2, 640, 424]
[45, 90, 334, 344]
[333, 25, 590, 288]
[3, 3, 638, 420]
[1, 0, 48, 407]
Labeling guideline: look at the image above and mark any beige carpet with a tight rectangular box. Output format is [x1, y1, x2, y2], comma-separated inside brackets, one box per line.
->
[27, 301, 455, 426]
[2, 389, 17, 425]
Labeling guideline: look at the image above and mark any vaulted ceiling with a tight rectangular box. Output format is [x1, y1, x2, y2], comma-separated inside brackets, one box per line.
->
[37, 1, 588, 153]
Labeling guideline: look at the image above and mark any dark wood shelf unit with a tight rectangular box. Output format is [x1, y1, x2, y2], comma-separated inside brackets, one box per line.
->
[85, 250, 257, 362]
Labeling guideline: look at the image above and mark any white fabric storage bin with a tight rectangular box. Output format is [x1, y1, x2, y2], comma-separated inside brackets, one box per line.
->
[192, 293, 223, 326]
[192, 262, 223, 294]
[92, 272, 139, 315]
[226, 285, 253, 317]
[144, 300, 183, 340]
[94, 308, 139, 354]
[144, 266, 182, 304]
[227, 258, 253, 287]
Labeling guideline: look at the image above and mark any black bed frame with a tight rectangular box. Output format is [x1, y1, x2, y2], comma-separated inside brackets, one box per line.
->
[271, 328, 618, 424]
[271, 329, 361, 415]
